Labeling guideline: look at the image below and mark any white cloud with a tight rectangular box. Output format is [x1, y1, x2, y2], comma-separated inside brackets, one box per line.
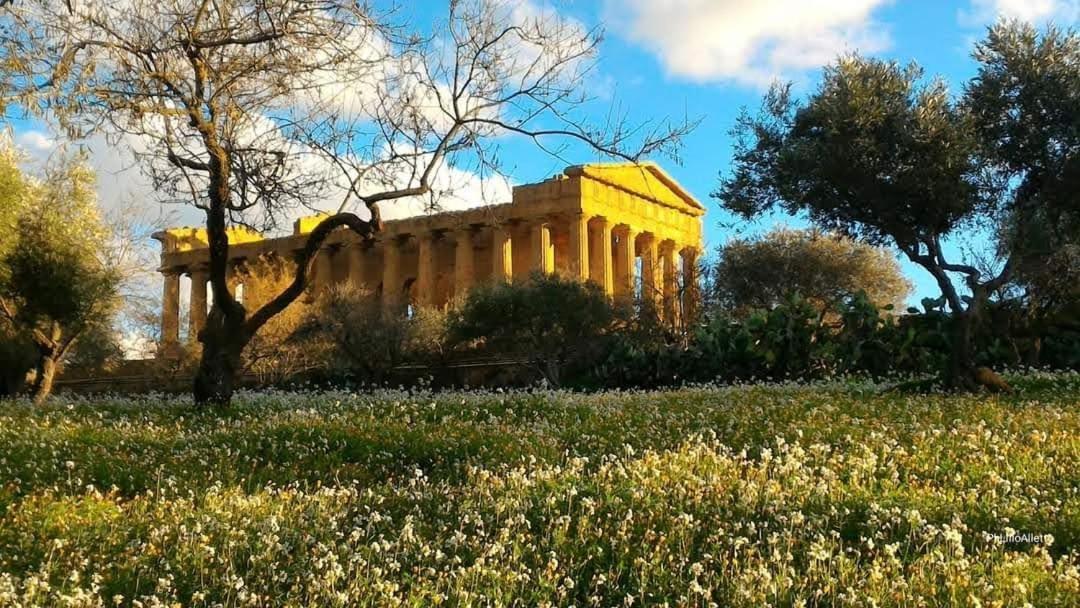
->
[12, 119, 513, 235]
[118, 330, 157, 360]
[13, 126, 200, 229]
[370, 160, 514, 221]
[14, 130, 55, 155]
[962, 0, 1079, 25]
[610, 0, 893, 87]
[193, 111, 514, 227]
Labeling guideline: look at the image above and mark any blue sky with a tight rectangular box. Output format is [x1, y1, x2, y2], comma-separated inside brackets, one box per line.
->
[464, 0, 1077, 305]
[6, 0, 1078, 306]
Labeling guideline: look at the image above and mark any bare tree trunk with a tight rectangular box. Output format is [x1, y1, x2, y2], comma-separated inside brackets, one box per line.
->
[907, 246, 991, 392]
[192, 343, 243, 405]
[191, 144, 250, 407]
[192, 306, 249, 406]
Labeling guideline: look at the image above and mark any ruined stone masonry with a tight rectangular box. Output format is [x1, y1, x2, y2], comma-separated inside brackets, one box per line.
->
[153, 162, 705, 355]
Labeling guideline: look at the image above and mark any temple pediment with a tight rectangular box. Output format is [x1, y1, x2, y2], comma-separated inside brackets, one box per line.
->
[565, 162, 705, 218]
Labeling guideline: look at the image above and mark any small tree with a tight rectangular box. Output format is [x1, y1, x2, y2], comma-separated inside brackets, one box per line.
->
[0, 148, 121, 403]
[404, 306, 451, 363]
[307, 284, 410, 386]
[4, 0, 691, 405]
[63, 321, 125, 375]
[715, 22, 1078, 389]
[449, 273, 618, 387]
[713, 228, 910, 320]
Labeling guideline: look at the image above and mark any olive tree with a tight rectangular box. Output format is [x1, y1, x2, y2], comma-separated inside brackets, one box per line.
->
[713, 228, 910, 320]
[3, 0, 690, 405]
[715, 22, 1078, 389]
[968, 23, 1080, 338]
[0, 145, 121, 403]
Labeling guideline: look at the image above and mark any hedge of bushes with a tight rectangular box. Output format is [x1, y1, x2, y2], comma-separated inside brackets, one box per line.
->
[587, 292, 1080, 389]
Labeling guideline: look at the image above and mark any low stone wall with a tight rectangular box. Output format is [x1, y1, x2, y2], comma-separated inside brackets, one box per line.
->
[54, 357, 540, 396]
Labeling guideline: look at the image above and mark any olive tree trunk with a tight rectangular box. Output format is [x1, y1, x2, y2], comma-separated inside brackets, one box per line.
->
[30, 353, 59, 405]
[912, 247, 1012, 392]
[27, 321, 76, 405]
[946, 309, 981, 391]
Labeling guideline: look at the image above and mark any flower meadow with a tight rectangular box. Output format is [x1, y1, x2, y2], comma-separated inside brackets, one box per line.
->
[1, 374, 1079, 607]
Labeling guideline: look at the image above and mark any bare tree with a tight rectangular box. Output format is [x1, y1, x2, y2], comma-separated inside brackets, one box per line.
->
[3, 0, 692, 405]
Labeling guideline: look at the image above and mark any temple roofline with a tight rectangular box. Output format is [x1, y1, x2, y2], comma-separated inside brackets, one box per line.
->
[565, 162, 705, 214]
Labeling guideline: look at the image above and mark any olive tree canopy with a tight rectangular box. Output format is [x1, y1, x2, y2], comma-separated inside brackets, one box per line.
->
[712, 228, 911, 319]
[714, 22, 1078, 388]
[0, 142, 121, 402]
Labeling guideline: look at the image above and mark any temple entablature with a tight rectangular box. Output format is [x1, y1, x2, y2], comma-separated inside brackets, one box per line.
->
[152, 225, 264, 254]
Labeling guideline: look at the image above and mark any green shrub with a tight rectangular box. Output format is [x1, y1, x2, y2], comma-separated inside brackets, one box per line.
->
[449, 273, 621, 386]
[404, 305, 450, 362]
[302, 285, 409, 385]
[593, 293, 962, 388]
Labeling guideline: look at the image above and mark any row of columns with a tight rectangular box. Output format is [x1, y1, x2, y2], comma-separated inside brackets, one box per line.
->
[160, 263, 232, 349]
[371, 214, 698, 320]
[161, 215, 699, 351]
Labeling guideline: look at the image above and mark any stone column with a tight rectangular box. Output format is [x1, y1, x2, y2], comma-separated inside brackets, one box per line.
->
[347, 242, 365, 288]
[416, 232, 436, 308]
[614, 225, 637, 300]
[188, 265, 208, 341]
[639, 233, 661, 313]
[681, 246, 699, 326]
[589, 217, 613, 296]
[161, 271, 180, 352]
[237, 260, 256, 306]
[567, 213, 589, 281]
[660, 240, 677, 325]
[225, 262, 238, 301]
[454, 228, 475, 299]
[492, 224, 513, 282]
[315, 246, 335, 296]
[531, 221, 553, 275]
[382, 237, 402, 308]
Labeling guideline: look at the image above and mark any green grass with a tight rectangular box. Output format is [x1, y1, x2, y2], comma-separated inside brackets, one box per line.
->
[1, 373, 1079, 606]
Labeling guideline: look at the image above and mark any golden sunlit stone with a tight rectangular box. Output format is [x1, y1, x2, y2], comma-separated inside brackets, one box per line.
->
[152, 162, 705, 354]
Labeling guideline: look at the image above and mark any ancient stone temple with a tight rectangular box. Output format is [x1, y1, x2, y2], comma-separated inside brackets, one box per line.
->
[154, 162, 705, 353]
